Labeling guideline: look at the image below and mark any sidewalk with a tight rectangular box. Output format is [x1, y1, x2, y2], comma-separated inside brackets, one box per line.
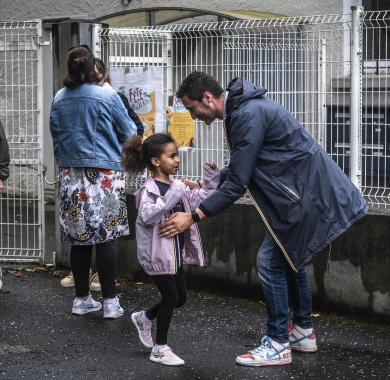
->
[0, 269, 389, 379]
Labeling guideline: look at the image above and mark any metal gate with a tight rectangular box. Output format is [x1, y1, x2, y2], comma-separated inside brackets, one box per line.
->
[98, 8, 389, 213]
[0, 21, 45, 262]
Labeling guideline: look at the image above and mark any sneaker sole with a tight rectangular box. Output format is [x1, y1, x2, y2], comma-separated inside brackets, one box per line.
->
[290, 345, 318, 353]
[235, 358, 292, 367]
[150, 356, 184, 366]
[131, 313, 154, 349]
[104, 310, 124, 320]
[60, 283, 75, 288]
[72, 304, 102, 315]
[89, 286, 101, 292]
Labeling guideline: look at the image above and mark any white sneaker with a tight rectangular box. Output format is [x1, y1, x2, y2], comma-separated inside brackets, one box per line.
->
[60, 272, 74, 287]
[131, 311, 154, 348]
[89, 272, 101, 292]
[289, 323, 318, 353]
[0, 266, 3, 291]
[236, 336, 292, 367]
[103, 297, 124, 319]
[150, 345, 185, 366]
[72, 294, 102, 315]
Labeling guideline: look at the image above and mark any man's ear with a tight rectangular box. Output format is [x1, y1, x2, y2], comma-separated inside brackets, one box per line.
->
[202, 91, 213, 105]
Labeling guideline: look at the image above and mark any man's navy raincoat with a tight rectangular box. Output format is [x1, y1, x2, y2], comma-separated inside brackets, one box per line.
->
[198, 78, 367, 272]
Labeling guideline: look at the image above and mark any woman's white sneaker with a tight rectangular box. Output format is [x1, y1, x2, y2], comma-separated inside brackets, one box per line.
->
[150, 346, 185, 366]
[288, 323, 318, 352]
[72, 294, 102, 315]
[103, 297, 124, 319]
[60, 271, 74, 287]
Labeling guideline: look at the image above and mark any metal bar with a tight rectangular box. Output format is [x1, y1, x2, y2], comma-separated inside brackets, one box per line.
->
[319, 38, 327, 147]
[350, 6, 363, 190]
[36, 20, 45, 264]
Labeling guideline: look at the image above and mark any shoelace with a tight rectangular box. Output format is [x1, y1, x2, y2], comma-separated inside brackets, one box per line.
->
[141, 321, 152, 332]
[138, 316, 152, 332]
[159, 347, 173, 356]
[104, 298, 118, 309]
[249, 336, 273, 355]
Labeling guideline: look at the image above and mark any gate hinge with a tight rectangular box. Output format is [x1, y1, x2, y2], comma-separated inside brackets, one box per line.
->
[38, 40, 51, 46]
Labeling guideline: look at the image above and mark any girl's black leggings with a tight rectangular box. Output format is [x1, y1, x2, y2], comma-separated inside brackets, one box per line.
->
[146, 266, 187, 345]
[70, 240, 117, 299]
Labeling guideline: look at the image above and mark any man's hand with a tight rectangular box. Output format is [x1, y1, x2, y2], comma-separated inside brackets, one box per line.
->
[160, 212, 193, 238]
[0, 179, 4, 193]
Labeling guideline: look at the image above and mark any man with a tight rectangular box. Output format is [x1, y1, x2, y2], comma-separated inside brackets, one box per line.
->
[0, 120, 10, 291]
[160, 71, 367, 367]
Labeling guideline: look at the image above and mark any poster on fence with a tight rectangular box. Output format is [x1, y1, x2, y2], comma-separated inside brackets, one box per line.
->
[166, 96, 195, 149]
[110, 66, 164, 138]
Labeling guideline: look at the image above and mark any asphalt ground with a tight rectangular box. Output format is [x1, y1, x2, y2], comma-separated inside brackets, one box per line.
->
[0, 269, 390, 379]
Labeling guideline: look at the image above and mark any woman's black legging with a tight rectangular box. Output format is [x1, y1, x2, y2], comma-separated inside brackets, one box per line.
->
[70, 240, 117, 299]
[146, 266, 187, 345]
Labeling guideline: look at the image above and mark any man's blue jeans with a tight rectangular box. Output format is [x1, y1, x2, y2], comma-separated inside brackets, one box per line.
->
[257, 232, 313, 343]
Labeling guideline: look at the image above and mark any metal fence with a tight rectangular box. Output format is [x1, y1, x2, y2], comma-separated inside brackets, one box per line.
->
[98, 7, 390, 213]
[360, 11, 390, 212]
[0, 9, 387, 262]
[0, 21, 45, 262]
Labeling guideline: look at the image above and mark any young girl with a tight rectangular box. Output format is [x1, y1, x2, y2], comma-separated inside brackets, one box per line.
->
[122, 133, 220, 366]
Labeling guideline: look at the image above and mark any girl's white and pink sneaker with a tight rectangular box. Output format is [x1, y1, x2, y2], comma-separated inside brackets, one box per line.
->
[150, 345, 185, 366]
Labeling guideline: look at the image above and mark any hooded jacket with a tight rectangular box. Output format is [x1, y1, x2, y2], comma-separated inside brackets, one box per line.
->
[0, 121, 10, 181]
[134, 164, 220, 275]
[198, 78, 367, 271]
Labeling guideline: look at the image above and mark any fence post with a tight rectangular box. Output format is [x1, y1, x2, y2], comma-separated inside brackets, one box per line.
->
[318, 38, 327, 148]
[350, 6, 363, 190]
[36, 20, 47, 264]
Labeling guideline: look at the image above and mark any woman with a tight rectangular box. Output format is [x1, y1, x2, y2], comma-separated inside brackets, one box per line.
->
[49, 46, 137, 319]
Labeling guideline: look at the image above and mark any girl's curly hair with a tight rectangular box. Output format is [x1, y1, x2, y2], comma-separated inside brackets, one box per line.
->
[122, 133, 176, 174]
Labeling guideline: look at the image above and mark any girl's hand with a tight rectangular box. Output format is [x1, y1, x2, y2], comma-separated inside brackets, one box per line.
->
[181, 178, 202, 189]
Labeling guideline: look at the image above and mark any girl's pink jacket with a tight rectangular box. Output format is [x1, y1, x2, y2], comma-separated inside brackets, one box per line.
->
[134, 164, 220, 275]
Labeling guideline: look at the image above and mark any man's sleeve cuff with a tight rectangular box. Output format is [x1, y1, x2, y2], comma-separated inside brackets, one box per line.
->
[198, 204, 213, 217]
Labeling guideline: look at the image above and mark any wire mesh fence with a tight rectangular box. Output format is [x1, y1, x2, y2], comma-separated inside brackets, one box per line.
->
[100, 10, 389, 213]
[0, 21, 44, 262]
[360, 11, 390, 212]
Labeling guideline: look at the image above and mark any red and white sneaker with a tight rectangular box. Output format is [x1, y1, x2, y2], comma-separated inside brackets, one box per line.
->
[288, 323, 318, 353]
[236, 336, 292, 367]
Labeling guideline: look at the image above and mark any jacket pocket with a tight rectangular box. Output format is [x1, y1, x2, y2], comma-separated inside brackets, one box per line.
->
[271, 176, 301, 203]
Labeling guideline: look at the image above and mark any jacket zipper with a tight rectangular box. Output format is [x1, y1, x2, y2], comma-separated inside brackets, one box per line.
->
[183, 196, 204, 263]
[278, 181, 300, 201]
[169, 210, 177, 274]
[223, 124, 298, 273]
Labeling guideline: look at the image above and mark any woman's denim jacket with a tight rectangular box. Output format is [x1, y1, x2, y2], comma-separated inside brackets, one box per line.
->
[50, 83, 137, 170]
[134, 164, 220, 275]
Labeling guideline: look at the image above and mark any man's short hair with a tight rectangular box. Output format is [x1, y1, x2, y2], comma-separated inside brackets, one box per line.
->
[176, 71, 223, 101]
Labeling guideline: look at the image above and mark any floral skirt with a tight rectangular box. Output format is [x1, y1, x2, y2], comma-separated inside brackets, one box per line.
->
[58, 168, 129, 245]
